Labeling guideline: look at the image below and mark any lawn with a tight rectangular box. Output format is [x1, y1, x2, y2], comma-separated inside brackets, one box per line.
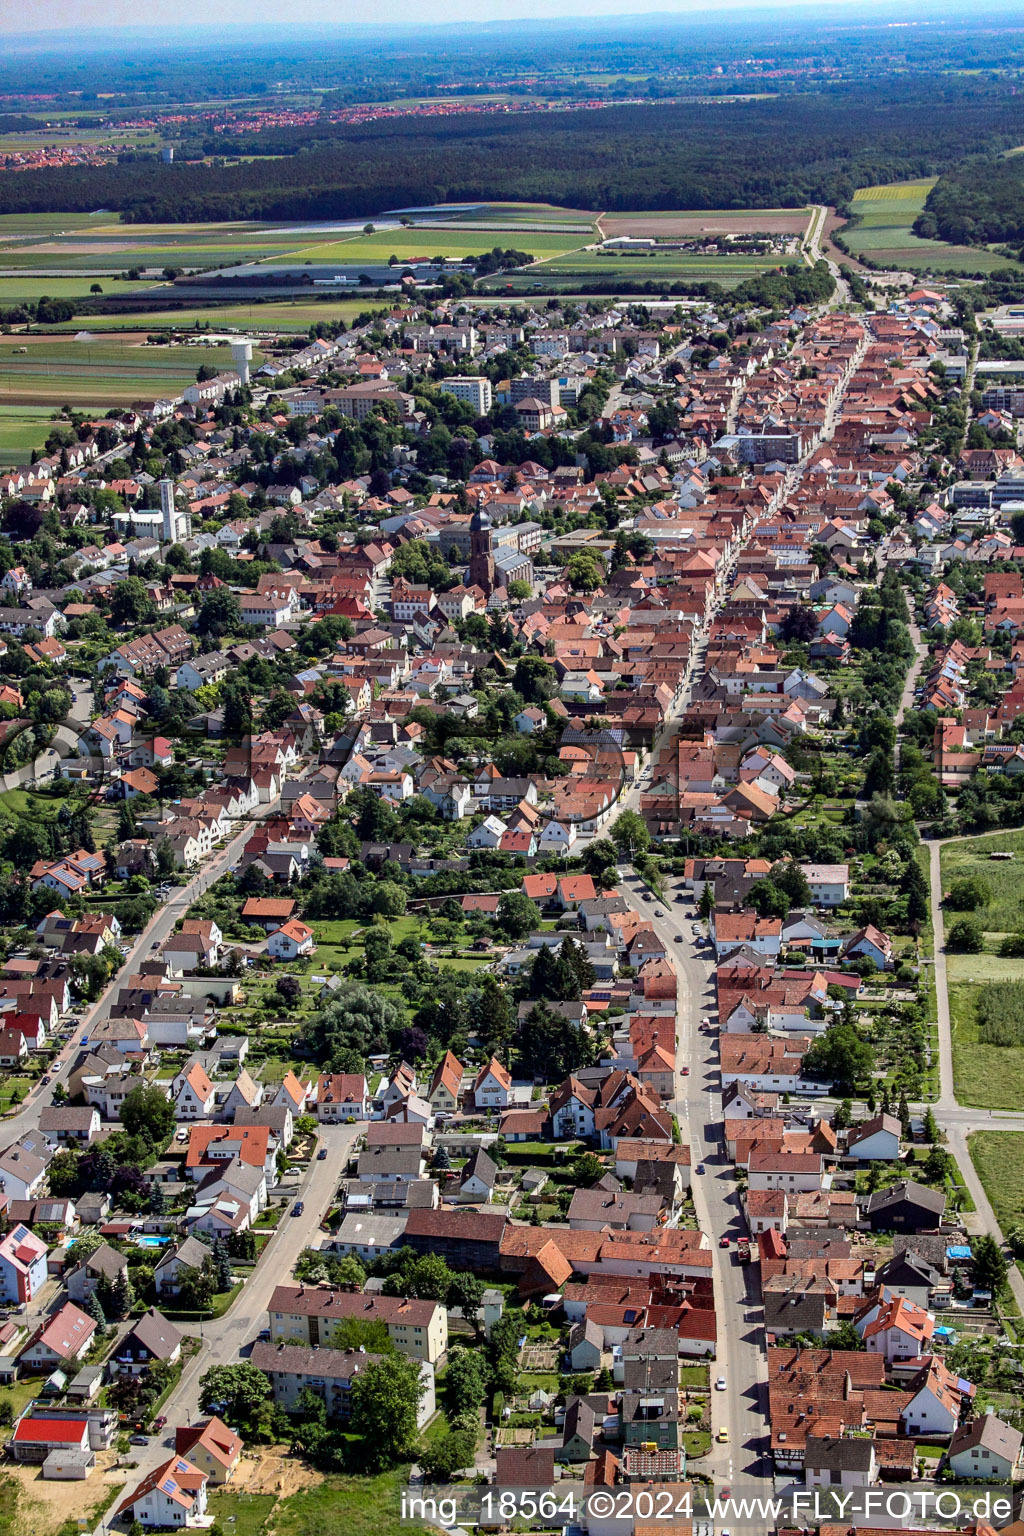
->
[949, 980, 1024, 1109]
[210, 1465, 431, 1536]
[969, 1131, 1024, 1238]
[940, 832, 1024, 938]
[0, 1076, 34, 1112]
[842, 179, 1024, 274]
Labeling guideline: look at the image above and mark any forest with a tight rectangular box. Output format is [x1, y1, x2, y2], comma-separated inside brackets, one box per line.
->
[916, 157, 1024, 248]
[0, 83, 1021, 224]
[3, 16, 1024, 111]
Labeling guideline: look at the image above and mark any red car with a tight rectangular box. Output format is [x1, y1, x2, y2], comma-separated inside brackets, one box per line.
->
[718, 1236, 731, 1248]
[681, 1065, 690, 1076]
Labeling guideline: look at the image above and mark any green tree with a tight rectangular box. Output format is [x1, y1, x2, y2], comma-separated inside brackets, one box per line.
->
[198, 1362, 272, 1436]
[120, 1082, 175, 1145]
[196, 587, 242, 638]
[178, 1261, 218, 1312]
[46, 1147, 81, 1197]
[349, 1353, 425, 1469]
[972, 1233, 1008, 1295]
[518, 999, 592, 1081]
[803, 1022, 874, 1093]
[610, 810, 649, 858]
[445, 1348, 489, 1415]
[947, 916, 984, 953]
[417, 1425, 477, 1481]
[110, 576, 153, 627]
[447, 1272, 486, 1332]
[570, 1150, 605, 1185]
[945, 877, 991, 912]
[833, 1099, 853, 1131]
[495, 891, 540, 941]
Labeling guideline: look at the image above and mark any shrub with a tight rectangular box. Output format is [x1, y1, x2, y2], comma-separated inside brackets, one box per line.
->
[946, 917, 984, 953]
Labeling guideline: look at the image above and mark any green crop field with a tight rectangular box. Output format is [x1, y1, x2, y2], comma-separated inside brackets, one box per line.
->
[0, 275, 148, 303]
[0, 335, 262, 413]
[268, 226, 589, 264]
[0, 405, 64, 466]
[32, 298, 392, 334]
[487, 249, 785, 289]
[842, 179, 1024, 274]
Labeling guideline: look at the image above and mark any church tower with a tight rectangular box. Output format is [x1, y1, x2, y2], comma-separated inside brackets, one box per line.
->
[468, 506, 495, 595]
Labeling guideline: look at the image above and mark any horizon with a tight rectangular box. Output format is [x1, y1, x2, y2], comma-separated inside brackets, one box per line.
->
[5, 0, 1024, 41]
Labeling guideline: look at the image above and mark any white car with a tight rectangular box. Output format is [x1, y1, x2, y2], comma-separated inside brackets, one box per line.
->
[715, 1376, 727, 1391]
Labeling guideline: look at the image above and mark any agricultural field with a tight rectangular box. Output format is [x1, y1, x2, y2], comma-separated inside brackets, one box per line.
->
[0, 331, 262, 415]
[0, 275, 146, 304]
[32, 298, 390, 334]
[0, 218, 314, 275]
[266, 225, 590, 265]
[841, 179, 1024, 274]
[599, 207, 812, 238]
[0, 406, 65, 466]
[486, 249, 788, 290]
[436, 201, 598, 228]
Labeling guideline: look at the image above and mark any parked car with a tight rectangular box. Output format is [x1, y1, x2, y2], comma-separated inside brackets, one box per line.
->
[696, 1163, 706, 1174]
[317, 1148, 327, 1160]
[292, 1201, 304, 1216]
[719, 1235, 730, 1248]
[681, 1065, 689, 1076]
[129, 1434, 149, 1445]
[715, 1376, 727, 1391]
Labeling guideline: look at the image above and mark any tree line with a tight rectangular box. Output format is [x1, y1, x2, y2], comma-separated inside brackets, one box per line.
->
[0, 84, 1021, 224]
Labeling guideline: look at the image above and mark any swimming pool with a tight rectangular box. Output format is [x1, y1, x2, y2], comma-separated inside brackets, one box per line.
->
[135, 1236, 171, 1248]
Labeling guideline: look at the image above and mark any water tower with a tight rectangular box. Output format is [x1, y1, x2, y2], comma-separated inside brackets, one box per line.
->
[230, 339, 254, 386]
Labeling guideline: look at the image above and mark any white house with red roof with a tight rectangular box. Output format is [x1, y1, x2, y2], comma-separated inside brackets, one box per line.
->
[118, 1454, 209, 1527]
[472, 1057, 513, 1110]
[21, 1301, 96, 1371]
[267, 920, 315, 960]
[857, 1295, 935, 1363]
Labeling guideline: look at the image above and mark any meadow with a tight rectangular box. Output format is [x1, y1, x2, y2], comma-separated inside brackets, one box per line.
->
[968, 1131, 1024, 1239]
[842, 179, 1024, 274]
[949, 979, 1024, 1110]
[940, 831, 1024, 938]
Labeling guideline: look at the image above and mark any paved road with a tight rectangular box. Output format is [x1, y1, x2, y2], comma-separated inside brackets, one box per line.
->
[121, 1119, 361, 1491]
[9, 801, 279, 1133]
[615, 874, 771, 1491]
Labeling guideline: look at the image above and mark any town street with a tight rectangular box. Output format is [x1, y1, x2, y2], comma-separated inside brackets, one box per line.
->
[615, 873, 771, 1491]
[12, 799, 280, 1133]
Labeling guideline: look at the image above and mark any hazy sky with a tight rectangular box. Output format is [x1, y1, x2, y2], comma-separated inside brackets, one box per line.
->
[4, 0, 983, 38]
